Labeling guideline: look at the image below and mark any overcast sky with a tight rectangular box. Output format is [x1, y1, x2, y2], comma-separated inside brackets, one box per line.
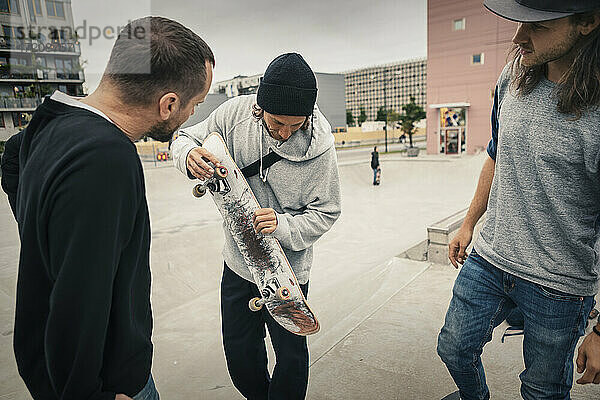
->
[71, 0, 427, 92]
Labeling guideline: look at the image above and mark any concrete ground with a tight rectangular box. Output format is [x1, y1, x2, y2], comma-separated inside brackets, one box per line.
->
[1, 149, 598, 399]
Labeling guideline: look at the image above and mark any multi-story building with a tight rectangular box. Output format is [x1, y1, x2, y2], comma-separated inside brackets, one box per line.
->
[344, 58, 427, 123]
[0, 0, 84, 140]
[213, 74, 261, 98]
[426, 0, 514, 155]
[212, 72, 346, 130]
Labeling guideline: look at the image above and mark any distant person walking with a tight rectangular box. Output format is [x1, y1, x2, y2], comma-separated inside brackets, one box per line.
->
[437, 1, 600, 399]
[371, 146, 380, 185]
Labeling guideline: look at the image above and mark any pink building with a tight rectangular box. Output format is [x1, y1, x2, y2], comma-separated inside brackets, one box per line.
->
[426, 0, 515, 155]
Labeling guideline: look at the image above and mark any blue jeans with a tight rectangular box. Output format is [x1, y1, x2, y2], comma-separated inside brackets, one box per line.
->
[133, 374, 159, 400]
[437, 250, 594, 400]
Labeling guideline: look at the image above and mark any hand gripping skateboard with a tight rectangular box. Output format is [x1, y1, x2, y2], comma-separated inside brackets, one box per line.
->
[192, 133, 320, 336]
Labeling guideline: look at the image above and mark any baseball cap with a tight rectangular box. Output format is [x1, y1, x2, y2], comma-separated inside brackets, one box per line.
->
[483, 0, 599, 23]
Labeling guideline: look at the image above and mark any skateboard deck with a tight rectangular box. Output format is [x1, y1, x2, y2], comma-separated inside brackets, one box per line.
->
[375, 167, 381, 185]
[192, 132, 320, 336]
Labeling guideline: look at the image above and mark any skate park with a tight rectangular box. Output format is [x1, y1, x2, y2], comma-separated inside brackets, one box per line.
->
[1, 147, 598, 399]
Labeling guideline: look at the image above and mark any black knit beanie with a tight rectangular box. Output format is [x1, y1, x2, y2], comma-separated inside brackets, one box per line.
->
[257, 53, 318, 116]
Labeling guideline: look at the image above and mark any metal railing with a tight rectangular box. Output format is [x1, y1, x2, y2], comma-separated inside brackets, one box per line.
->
[0, 97, 43, 109]
[0, 68, 83, 81]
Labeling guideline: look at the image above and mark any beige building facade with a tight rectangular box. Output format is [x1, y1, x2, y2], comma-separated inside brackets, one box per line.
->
[345, 58, 427, 124]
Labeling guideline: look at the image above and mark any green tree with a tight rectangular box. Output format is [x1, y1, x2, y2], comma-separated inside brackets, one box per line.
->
[346, 109, 355, 126]
[358, 106, 367, 126]
[376, 107, 400, 123]
[398, 96, 426, 148]
[375, 106, 386, 121]
[387, 110, 401, 123]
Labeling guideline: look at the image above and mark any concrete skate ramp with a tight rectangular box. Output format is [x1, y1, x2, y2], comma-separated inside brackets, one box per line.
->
[143, 153, 485, 398]
[0, 151, 486, 399]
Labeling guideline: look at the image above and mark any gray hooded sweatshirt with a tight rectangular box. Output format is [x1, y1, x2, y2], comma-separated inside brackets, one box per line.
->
[172, 94, 342, 284]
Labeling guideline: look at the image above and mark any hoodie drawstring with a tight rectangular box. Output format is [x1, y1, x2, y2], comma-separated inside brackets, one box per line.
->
[259, 121, 270, 183]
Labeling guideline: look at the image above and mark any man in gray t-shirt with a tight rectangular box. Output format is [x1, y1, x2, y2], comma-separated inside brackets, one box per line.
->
[437, 1, 600, 399]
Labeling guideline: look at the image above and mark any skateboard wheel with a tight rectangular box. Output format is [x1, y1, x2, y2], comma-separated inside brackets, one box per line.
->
[249, 297, 263, 312]
[276, 287, 291, 301]
[192, 184, 207, 198]
[216, 166, 228, 179]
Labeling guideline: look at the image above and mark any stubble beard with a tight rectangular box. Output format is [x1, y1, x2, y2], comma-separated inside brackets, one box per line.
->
[146, 114, 184, 143]
[520, 27, 580, 68]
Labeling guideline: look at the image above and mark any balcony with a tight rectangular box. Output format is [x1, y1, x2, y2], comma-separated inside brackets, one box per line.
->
[0, 65, 84, 82]
[0, 97, 42, 111]
[0, 38, 81, 55]
[56, 72, 81, 80]
[0, 69, 35, 80]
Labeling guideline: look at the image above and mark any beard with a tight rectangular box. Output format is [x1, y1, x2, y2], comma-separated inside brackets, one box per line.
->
[145, 113, 185, 143]
[520, 27, 580, 68]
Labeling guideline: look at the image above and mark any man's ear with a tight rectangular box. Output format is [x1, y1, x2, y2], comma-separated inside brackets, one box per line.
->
[158, 92, 180, 121]
[577, 12, 600, 36]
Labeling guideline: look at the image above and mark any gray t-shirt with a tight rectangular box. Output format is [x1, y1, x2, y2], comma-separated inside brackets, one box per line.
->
[474, 64, 600, 296]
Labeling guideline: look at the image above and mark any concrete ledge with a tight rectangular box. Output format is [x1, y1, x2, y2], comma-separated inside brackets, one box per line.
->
[427, 208, 485, 265]
[397, 239, 428, 261]
[427, 208, 468, 244]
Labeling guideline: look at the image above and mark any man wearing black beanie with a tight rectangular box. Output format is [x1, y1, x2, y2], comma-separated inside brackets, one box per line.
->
[172, 53, 342, 399]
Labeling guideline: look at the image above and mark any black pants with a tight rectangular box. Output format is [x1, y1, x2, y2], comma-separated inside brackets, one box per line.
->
[221, 263, 309, 400]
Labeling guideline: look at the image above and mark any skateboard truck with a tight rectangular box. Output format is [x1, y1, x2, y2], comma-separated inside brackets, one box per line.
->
[192, 163, 230, 198]
[248, 287, 291, 312]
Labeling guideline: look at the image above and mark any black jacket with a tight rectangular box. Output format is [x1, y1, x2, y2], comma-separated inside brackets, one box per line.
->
[1, 97, 153, 399]
[1, 129, 22, 214]
[370, 151, 380, 169]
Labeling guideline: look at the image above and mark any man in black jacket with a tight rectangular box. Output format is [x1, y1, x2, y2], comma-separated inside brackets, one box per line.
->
[371, 146, 380, 185]
[0, 17, 214, 399]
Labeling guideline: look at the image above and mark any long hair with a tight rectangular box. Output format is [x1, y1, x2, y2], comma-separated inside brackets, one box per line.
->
[508, 11, 600, 119]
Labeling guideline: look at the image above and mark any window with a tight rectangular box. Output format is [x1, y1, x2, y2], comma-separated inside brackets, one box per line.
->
[0, 0, 20, 14]
[472, 53, 485, 65]
[2, 25, 12, 38]
[55, 58, 77, 79]
[66, 84, 80, 96]
[35, 56, 48, 79]
[27, 0, 42, 17]
[9, 56, 28, 66]
[45, 0, 64, 18]
[49, 28, 70, 43]
[55, 57, 65, 77]
[2, 25, 26, 40]
[453, 18, 465, 31]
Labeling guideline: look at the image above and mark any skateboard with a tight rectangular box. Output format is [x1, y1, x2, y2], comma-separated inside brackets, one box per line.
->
[192, 132, 320, 336]
[375, 167, 381, 185]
